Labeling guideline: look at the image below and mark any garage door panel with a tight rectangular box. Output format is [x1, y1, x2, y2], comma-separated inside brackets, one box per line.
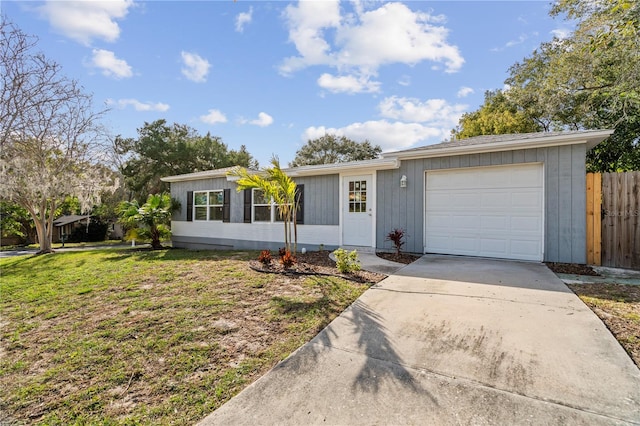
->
[481, 215, 509, 231]
[426, 214, 452, 229]
[452, 215, 481, 230]
[428, 235, 453, 251]
[480, 238, 508, 256]
[450, 192, 481, 209]
[425, 164, 543, 261]
[452, 237, 479, 253]
[511, 240, 542, 257]
[480, 191, 511, 209]
[511, 216, 541, 233]
[426, 191, 451, 206]
[511, 191, 542, 209]
[511, 166, 543, 186]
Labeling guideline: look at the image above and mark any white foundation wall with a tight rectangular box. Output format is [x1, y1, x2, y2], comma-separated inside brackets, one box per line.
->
[171, 221, 340, 250]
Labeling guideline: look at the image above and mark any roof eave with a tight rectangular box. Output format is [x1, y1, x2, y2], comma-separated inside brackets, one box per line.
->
[385, 130, 614, 161]
[284, 158, 399, 176]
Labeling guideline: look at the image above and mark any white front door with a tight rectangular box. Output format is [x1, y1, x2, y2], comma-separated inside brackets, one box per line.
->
[342, 175, 373, 246]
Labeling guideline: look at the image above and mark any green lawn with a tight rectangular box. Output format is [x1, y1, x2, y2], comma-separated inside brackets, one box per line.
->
[0, 248, 369, 424]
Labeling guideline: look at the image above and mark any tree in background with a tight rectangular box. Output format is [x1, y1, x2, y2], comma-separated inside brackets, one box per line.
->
[452, 0, 639, 171]
[0, 20, 118, 253]
[506, 0, 640, 171]
[451, 90, 542, 140]
[117, 193, 179, 250]
[289, 134, 382, 167]
[0, 201, 35, 245]
[118, 120, 257, 201]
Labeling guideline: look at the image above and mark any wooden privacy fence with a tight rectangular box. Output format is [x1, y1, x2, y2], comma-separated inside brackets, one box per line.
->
[586, 172, 640, 269]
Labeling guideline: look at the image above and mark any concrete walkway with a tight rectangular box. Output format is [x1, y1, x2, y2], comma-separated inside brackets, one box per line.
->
[199, 255, 640, 425]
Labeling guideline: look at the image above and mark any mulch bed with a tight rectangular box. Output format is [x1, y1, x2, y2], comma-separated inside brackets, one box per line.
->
[376, 252, 422, 264]
[249, 250, 386, 284]
[545, 262, 600, 276]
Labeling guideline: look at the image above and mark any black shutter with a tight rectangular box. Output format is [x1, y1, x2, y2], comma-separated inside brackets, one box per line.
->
[243, 189, 252, 223]
[295, 184, 304, 224]
[186, 191, 193, 222]
[222, 189, 231, 223]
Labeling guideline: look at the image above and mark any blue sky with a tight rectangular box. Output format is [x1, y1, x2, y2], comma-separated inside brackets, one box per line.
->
[4, 1, 573, 167]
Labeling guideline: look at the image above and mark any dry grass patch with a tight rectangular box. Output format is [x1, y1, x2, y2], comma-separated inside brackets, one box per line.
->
[0, 248, 372, 424]
[568, 283, 640, 367]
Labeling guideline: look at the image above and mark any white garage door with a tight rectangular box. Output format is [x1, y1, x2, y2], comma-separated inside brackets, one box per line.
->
[425, 163, 544, 261]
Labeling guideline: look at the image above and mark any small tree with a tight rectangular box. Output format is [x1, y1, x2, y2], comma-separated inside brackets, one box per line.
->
[118, 193, 179, 249]
[229, 157, 301, 252]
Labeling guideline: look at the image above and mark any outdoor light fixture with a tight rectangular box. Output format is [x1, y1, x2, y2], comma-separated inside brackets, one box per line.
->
[400, 175, 407, 188]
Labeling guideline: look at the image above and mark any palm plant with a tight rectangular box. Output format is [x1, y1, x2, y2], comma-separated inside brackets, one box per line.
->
[118, 192, 179, 249]
[229, 157, 301, 252]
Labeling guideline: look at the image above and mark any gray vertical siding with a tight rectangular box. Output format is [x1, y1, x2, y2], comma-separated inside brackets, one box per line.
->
[170, 178, 231, 221]
[376, 145, 588, 263]
[170, 174, 339, 226]
[294, 174, 339, 225]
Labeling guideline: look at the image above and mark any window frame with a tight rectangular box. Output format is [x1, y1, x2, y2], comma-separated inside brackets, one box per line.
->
[252, 188, 274, 222]
[193, 190, 224, 221]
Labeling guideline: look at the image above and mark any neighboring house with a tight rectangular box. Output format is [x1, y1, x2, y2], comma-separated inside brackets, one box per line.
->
[162, 130, 612, 264]
[53, 215, 90, 242]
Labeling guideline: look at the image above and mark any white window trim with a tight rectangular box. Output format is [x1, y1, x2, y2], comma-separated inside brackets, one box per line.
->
[193, 190, 224, 221]
[252, 188, 293, 223]
[252, 188, 274, 223]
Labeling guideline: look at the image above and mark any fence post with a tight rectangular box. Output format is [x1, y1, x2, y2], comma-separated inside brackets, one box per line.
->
[586, 173, 602, 265]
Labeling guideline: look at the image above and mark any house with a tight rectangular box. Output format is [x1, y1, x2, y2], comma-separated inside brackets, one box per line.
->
[52, 215, 91, 242]
[161, 130, 612, 264]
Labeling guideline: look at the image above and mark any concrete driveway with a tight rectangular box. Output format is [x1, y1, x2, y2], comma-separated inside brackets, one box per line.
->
[199, 255, 640, 425]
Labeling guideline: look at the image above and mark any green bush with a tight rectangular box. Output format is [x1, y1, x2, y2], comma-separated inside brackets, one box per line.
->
[334, 248, 361, 274]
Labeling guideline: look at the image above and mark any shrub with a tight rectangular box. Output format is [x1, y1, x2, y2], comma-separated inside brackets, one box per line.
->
[385, 228, 406, 257]
[279, 249, 297, 268]
[334, 248, 361, 274]
[258, 250, 272, 266]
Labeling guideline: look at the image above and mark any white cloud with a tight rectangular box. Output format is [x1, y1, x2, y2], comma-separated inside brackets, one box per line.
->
[89, 49, 132, 79]
[181, 51, 211, 83]
[37, 0, 133, 45]
[249, 112, 274, 127]
[456, 86, 474, 98]
[551, 28, 571, 40]
[280, 0, 341, 75]
[303, 121, 445, 152]
[317, 73, 381, 94]
[492, 32, 539, 52]
[107, 98, 169, 112]
[200, 109, 228, 125]
[398, 75, 411, 87]
[378, 96, 467, 128]
[280, 1, 464, 93]
[235, 7, 253, 33]
[302, 94, 468, 152]
[505, 34, 528, 48]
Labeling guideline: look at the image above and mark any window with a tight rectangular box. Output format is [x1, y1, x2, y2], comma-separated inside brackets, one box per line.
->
[253, 189, 272, 222]
[252, 189, 295, 223]
[193, 190, 224, 221]
[348, 180, 367, 213]
[243, 186, 304, 224]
